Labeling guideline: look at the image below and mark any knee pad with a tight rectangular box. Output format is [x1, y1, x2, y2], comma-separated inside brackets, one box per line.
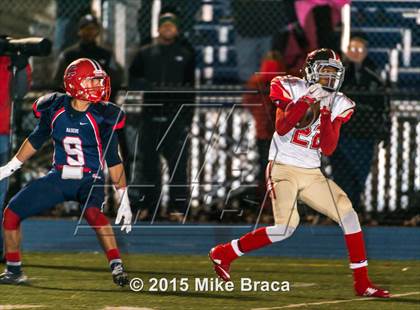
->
[330, 193, 354, 222]
[266, 224, 296, 243]
[339, 209, 361, 234]
[84, 207, 109, 229]
[3, 207, 21, 230]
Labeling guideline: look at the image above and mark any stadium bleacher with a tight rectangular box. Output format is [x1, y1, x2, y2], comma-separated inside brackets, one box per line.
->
[339, 0, 419, 87]
[193, 0, 420, 87]
[193, 1, 236, 83]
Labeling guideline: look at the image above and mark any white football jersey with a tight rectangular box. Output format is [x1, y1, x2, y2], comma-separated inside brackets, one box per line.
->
[268, 76, 355, 168]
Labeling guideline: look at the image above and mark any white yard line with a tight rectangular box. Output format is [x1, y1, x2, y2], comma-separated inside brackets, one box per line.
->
[251, 291, 420, 310]
[0, 306, 44, 310]
[258, 263, 343, 268]
[292, 283, 317, 288]
[194, 261, 344, 267]
[103, 307, 155, 310]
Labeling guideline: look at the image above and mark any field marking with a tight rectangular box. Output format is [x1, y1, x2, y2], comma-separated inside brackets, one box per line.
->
[103, 307, 155, 310]
[251, 291, 420, 310]
[257, 263, 343, 268]
[292, 283, 317, 288]
[0, 306, 45, 310]
[196, 261, 344, 268]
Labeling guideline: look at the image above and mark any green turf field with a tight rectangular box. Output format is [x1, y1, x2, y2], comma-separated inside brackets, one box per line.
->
[0, 253, 419, 310]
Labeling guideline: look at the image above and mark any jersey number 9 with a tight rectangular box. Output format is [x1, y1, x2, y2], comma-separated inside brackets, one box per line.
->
[63, 136, 85, 166]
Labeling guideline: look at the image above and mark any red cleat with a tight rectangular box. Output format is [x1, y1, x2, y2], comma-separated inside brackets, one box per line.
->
[355, 281, 391, 298]
[208, 243, 238, 282]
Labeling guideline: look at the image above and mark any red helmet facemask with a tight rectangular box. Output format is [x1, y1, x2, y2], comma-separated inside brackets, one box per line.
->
[64, 58, 111, 103]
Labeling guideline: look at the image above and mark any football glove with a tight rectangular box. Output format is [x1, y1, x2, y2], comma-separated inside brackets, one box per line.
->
[0, 157, 23, 181]
[115, 187, 132, 234]
[305, 83, 330, 101]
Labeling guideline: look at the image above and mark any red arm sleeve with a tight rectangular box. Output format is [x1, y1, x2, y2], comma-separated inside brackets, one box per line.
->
[319, 110, 343, 156]
[270, 76, 315, 136]
[275, 98, 314, 135]
[319, 107, 355, 156]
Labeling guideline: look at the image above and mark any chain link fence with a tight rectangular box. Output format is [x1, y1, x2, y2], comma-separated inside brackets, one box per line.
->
[1, 0, 419, 225]
[2, 1, 420, 86]
[12, 88, 419, 225]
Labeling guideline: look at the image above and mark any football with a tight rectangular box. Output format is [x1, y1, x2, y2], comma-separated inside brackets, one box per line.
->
[295, 101, 320, 129]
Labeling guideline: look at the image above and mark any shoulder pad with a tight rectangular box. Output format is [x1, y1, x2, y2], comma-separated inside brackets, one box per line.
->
[270, 75, 305, 105]
[32, 92, 66, 118]
[331, 93, 356, 122]
[273, 75, 304, 84]
[334, 93, 356, 109]
[281, 75, 303, 82]
[271, 75, 306, 91]
[101, 102, 126, 129]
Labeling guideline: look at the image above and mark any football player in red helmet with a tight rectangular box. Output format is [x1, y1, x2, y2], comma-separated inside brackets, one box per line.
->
[64, 58, 111, 103]
[0, 58, 131, 287]
[209, 49, 390, 298]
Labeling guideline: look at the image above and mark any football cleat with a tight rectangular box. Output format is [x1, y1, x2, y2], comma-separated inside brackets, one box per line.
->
[355, 281, 391, 298]
[209, 244, 235, 282]
[111, 263, 129, 287]
[0, 271, 28, 285]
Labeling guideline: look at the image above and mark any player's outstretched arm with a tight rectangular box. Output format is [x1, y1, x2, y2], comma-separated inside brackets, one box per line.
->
[0, 139, 37, 181]
[109, 163, 132, 234]
[1, 94, 53, 181]
[15, 138, 38, 162]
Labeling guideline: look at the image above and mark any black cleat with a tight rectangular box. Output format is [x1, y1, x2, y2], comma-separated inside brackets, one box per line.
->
[0, 271, 28, 285]
[111, 263, 129, 287]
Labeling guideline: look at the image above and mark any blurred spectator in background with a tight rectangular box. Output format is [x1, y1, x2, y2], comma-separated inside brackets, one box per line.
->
[231, 0, 295, 82]
[137, 1, 200, 50]
[242, 51, 286, 207]
[0, 54, 31, 260]
[330, 36, 389, 213]
[53, 14, 123, 99]
[296, 0, 349, 50]
[129, 12, 195, 221]
[53, 0, 91, 53]
[53, 14, 126, 159]
[280, 0, 349, 76]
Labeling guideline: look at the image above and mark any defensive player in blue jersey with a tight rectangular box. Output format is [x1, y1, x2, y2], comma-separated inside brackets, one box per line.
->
[0, 58, 133, 286]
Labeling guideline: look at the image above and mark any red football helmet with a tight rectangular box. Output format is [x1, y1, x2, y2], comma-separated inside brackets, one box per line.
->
[63, 58, 110, 103]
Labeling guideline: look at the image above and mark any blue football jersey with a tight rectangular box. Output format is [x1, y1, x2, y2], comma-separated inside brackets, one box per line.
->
[29, 92, 125, 171]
